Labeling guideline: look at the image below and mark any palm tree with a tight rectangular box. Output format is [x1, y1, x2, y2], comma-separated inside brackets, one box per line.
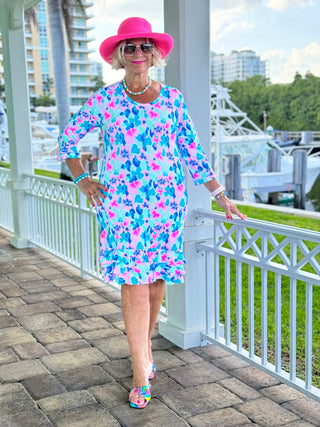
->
[91, 75, 106, 92]
[26, 0, 85, 180]
[47, 0, 85, 180]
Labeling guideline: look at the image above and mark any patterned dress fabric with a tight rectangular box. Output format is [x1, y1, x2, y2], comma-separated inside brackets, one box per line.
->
[57, 82, 215, 285]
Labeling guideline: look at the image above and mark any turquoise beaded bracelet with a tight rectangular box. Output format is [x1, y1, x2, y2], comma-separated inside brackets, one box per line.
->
[215, 192, 225, 200]
[74, 173, 89, 185]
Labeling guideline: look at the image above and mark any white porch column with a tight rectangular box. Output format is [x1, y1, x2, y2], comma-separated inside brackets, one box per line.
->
[159, 0, 213, 349]
[0, 0, 34, 248]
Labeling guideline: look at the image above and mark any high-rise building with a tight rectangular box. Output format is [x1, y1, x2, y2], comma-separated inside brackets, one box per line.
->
[0, 0, 101, 107]
[211, 50, 268, 83]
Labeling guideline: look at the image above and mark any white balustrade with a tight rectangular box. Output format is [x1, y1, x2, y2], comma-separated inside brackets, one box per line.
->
[0, 168, 14, 232]
[23, 173, 106, 282]
[194, 208, 320, 401]
[1, 167, 320, 399]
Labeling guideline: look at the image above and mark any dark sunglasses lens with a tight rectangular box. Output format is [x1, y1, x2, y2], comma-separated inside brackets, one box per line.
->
[124, 44, 136, 55]
[141, 44, 153, 53]
[124, 44, 153, 55]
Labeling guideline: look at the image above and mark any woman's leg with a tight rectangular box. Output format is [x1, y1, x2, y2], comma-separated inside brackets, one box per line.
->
[121, 283, 151, 405]
[148, 279, 166, 363]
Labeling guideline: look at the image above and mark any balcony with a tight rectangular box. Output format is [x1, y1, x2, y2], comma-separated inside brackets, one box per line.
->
[69, 58, 96, 65]
[72, 35, 95, 42]
[72, 11, 94, 19]
[71, 47, 95, 54]
[70, 92, 94, 98]
[70, 81, 95, 87]
[70, 23, 94, 31]
[69, 70, 94, 76]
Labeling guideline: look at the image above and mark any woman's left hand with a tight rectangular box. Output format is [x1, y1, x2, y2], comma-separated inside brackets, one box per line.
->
[215, 195, 247, 220]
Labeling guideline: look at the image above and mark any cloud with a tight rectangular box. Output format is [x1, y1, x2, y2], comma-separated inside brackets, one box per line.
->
[93, 0, 163, 27]
[265, 0, 314, 11]
[211, 2, 257, 45]
[212, 0, 261, 10]
[212, 0, 314, 11]
[262, 42, 320, 83]
[214, 20, 254, 42]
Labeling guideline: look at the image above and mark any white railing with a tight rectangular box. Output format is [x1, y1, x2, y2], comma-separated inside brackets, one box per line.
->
[194, 208, 320, 401]
[0, 168, 14, 232]
[1, 168, 320, 397]
[0, 171, 168, 313]
[274, 130, 320, 143]
[23, 173, 168, 314]
[23, 173, 114, 286]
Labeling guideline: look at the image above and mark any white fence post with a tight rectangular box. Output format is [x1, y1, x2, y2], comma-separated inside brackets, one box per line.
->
[0, 0, 33, 248]
[78, 191, 90, 278]
[159, 0, 213, 349]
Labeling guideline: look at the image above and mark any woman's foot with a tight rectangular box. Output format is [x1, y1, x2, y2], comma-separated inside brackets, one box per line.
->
[130, 361, 150, 407]
[129, 384, 151, 408]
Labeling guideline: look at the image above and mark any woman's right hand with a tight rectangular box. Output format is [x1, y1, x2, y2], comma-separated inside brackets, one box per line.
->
[78, 177, 108, 207]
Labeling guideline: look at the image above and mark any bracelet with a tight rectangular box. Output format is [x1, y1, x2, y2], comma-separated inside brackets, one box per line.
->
[211, 185, 225, 198]
[215, 192, 225, 200]
[74, 173, 89, 185]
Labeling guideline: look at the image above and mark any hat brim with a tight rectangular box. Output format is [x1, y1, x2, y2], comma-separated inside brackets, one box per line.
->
[99, 32, 174, 64]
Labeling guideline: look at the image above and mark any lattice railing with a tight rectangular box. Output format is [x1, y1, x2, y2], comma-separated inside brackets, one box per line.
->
[23, 173, 169, 312]
[194, 208, 320, 401]
[2, 168, 319, 390]
[23, 174, 102, 279]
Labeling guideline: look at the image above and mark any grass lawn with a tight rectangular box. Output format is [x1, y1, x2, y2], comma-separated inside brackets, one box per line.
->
[212, 201, 320, 387]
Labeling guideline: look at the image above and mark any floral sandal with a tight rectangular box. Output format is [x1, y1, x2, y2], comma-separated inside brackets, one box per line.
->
[129, 385, 151, 409]
[148, 363, 156, 380]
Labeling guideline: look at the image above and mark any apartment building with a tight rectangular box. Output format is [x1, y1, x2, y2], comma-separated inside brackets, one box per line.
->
[211, 50, 268, 83]
[1, 0, 102, 107]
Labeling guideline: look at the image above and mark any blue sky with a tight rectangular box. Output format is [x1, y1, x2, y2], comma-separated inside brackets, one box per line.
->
[90, 0, 320, 84]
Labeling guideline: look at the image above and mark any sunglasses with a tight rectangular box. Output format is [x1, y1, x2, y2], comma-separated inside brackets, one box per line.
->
[123, 43, 154, 56]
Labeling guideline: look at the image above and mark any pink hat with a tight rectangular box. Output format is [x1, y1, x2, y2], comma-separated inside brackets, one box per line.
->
[99, 17, 174, 64]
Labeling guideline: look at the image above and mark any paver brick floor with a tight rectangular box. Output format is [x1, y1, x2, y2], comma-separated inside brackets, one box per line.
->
[1, 228, 320, 426]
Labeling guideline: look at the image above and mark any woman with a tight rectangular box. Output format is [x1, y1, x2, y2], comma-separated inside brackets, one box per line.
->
[57, 17, 246, 409]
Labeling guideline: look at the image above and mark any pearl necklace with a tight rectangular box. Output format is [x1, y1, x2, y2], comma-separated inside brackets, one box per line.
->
[122, 78, 151, 96]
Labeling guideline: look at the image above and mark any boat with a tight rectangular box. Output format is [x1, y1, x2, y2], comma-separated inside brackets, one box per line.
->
[210, 85, 320, 203]
[0, 105, 100, 172]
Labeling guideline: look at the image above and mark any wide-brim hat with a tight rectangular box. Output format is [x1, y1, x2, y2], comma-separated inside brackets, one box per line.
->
[99, 17, 174, 64]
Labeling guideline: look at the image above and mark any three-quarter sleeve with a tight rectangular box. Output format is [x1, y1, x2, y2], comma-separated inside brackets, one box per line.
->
[176, 93, 215, 185]
[56, 92, 102, 161]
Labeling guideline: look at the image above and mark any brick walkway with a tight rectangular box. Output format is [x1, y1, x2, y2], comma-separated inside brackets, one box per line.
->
[1, 228, 320, 426]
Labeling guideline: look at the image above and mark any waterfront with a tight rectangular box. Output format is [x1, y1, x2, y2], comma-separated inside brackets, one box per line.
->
[307, 173, 320, 212]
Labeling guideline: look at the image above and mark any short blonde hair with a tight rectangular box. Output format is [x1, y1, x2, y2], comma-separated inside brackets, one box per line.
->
[111, 39, 166, 70]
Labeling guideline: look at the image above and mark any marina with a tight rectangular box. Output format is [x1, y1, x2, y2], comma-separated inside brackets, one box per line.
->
[210, 85, 320, 209]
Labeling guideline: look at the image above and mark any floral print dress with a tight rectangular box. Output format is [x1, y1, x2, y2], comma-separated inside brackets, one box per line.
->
[57, 82, 215, 285]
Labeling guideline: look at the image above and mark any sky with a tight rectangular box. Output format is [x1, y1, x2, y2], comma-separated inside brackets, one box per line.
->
[89, 0, 320, 85]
